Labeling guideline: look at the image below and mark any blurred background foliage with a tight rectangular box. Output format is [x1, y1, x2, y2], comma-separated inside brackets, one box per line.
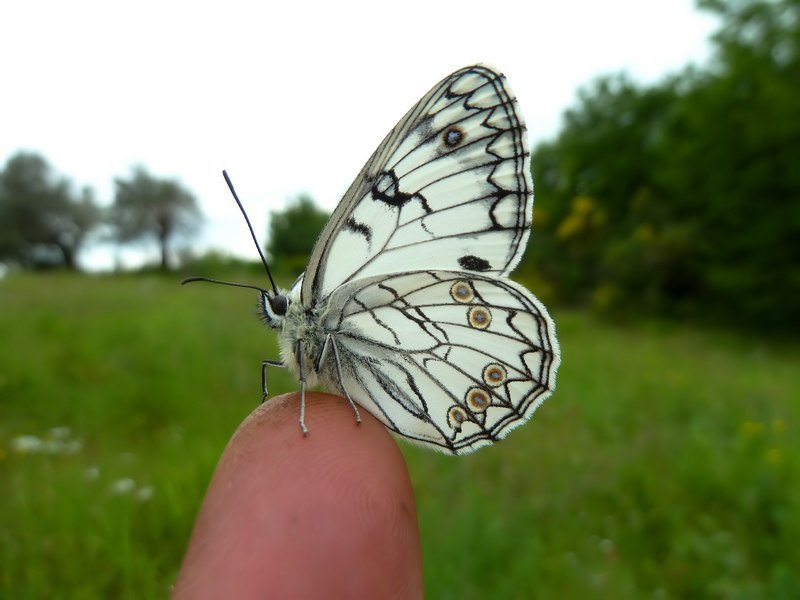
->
[2, 0, 799, 597]
[1, 1, 796, 333]
[0, 152, 101, 270]
[526, 0, 799, 331]
[265, 193, 329, 278]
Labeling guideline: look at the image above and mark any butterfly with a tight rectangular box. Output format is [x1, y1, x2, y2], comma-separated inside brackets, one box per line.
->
[185, 64, 560, 455]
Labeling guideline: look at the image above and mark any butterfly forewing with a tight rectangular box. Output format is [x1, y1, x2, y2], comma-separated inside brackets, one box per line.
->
[320, 270, 559, 454]
[302, 65, 532, 305]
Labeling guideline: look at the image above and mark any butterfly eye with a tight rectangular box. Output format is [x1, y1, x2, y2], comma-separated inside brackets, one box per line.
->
[443, 127, 464, 147]
[270, 294, 288, 316]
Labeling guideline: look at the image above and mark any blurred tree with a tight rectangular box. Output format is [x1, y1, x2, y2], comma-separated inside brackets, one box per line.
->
[529, 76, 681, 310]
[669, 0, 800, 323]
[0, 151, 100, 270]
[110, 167, 202, 271]
[266, 194, 328, 277]
[529, 0, 800, 329]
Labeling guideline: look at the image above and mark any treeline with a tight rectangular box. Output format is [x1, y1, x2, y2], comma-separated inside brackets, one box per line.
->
[3, 0, 796, 333]
[521, 0, 799, 331]
[0, 153, 201, 270]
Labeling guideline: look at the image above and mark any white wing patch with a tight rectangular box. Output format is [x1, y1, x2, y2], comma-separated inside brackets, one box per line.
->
[320, 270, 559, 454]
[303, 65, 532, 304]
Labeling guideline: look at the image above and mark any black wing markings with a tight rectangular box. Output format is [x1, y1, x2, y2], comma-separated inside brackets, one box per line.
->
[458, 255, 492, 272]
[344, 216, 373, 246]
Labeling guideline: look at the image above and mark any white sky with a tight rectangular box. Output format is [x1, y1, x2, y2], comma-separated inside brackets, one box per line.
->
[0, 0, 719, 270]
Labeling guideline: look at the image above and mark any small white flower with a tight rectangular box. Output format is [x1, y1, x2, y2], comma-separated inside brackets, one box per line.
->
[62, 439, 82, 455]
[110, 478, 136, 495]
[11, 430, 82, 456]
[135, 486, 155, 502]
[599, 538, 615, 555]
[11, 435, 44, 453]
[49, 426, 72, 440]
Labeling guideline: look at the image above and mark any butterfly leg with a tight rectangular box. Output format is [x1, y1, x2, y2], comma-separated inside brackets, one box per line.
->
[326, 335, 362, 426]
[260, 359, 284, 402]
[296, 340, 310, 436]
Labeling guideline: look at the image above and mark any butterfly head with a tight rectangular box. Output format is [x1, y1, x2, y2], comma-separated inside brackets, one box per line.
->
[258, 272, 304, 328]
[258, 289, 290, 328]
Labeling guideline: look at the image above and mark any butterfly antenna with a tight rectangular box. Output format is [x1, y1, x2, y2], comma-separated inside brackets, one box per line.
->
[180, 276, 269, 295]
[222, 170, 279, 295]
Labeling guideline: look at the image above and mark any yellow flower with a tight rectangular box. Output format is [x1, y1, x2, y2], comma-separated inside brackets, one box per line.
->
[556, 195, 606, 240]
[633, 224, 655, 243]
[765, 448, 783, 465]
[556, 214, 584, 239]
[573, 195, 596, 215]
[740, 421, 765, 437]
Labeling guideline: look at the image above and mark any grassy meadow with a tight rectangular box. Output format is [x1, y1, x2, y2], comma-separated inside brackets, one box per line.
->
[1, 272, 798, 598]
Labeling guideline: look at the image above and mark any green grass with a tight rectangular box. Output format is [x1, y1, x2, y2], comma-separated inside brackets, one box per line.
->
[1, 272, 798, 598]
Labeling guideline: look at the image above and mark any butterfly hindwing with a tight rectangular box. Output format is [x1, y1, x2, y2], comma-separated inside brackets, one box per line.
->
[302, 65, 532, 304]
[320, 270, 559, 454]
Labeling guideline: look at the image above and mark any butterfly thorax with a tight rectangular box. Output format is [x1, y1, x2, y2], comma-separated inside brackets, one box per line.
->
[277, 300, 328, 387]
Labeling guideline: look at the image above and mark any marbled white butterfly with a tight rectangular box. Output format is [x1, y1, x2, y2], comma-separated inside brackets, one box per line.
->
[185, 65, 560, 454]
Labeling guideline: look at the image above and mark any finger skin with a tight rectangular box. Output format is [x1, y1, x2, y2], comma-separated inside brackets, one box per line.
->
[173, 392, 423, 599]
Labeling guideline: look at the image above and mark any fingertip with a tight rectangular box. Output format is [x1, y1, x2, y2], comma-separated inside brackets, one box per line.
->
[174, 392, 423, 599]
